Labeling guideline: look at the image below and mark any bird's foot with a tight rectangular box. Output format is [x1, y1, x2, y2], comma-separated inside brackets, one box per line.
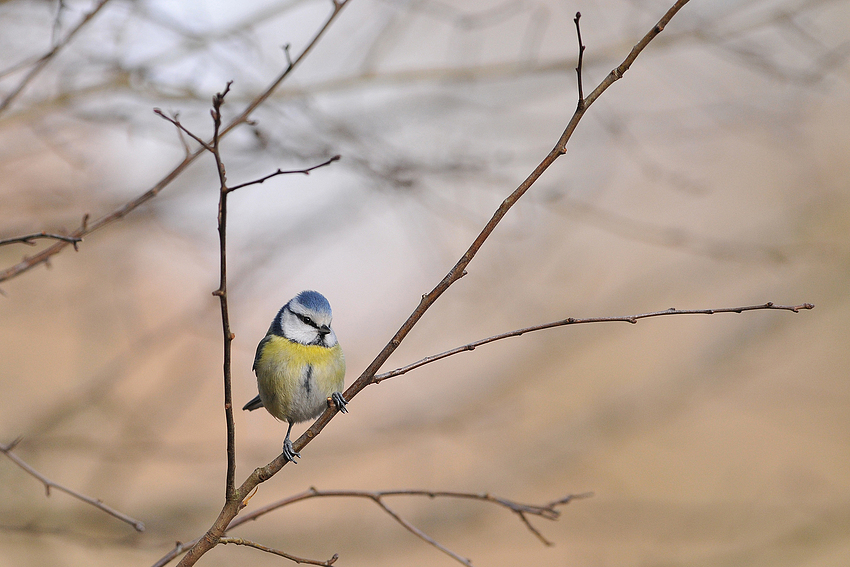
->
[331, 392, 348, 414]
[282, 438, 301, 463]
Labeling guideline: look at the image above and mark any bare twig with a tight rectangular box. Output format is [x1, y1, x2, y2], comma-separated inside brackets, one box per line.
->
[0, 0, 352, 284]
[227, 155, 341, 192]
[153, 542, 192, 567]
[153, 109, 214, 153]
[209, 82, 238, 504]
[0, 0, 112, 115]
[0, 437, 145, 532]
[283, 43, 293, 68]
[0, 232, 82, 250]
[372, 497, 473, 566]
[574, 12, 586, 107]
[219, 537, 338, 565]
[375, 302, 815, 382]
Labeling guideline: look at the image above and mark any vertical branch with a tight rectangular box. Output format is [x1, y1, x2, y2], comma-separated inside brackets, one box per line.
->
[210, 82, 237, 500]
[574, 12, 586, 109]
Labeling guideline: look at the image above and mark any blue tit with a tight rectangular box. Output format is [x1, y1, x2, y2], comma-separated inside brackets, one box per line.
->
[243, 290, 347, 463]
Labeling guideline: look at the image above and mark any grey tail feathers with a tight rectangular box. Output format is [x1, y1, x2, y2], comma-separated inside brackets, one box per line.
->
[243, 395, 264, 411]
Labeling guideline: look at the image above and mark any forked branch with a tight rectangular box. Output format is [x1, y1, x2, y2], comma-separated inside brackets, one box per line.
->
[154, 488, 591, 567]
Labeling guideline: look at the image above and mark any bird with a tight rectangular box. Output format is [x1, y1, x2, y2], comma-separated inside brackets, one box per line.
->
[243, 290, 347, 463]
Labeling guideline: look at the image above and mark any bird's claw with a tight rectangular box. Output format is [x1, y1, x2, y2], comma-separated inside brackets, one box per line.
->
[331, 392, 348, 414]
[282, 439, 300, 463]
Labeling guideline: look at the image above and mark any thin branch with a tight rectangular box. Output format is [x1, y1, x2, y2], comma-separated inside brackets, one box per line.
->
[153, 109, 214, 153]
[0, 437, 145, 532]
[574, 12, 586, 107]
[0, 0, 352, 284]
[0, 0, 112, 115]
[283, 43, 293, 68]
[373, 497, 473, 566]
[0, 232, 82, 250]
[153, 542, 192, 567]
[218, 537, 338, 566]
[51, 0, 68, 46]
[227, 155, 341, 192]
[209, 82, 238, 503]
[375, 302, 815, 382]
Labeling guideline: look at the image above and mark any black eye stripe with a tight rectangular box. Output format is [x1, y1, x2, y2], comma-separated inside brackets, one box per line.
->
[295, 312, 317, 328]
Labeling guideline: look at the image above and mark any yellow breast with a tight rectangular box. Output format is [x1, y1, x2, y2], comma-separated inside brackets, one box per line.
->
[254, 336, 345, 423]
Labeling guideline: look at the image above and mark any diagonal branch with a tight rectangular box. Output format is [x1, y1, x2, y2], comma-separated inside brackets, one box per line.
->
[153, 109, 214, 153]
[0, 437, 145, 532]
[370, 497, 473, 566]
[340, 0, 693, 404]
[374, 302, 815, 382]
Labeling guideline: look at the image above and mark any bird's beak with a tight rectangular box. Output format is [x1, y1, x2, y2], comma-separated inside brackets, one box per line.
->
[318, 324, 331, 335]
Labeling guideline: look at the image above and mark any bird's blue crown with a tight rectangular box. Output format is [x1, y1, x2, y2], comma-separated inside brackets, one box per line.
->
[292, 290, 332, 315]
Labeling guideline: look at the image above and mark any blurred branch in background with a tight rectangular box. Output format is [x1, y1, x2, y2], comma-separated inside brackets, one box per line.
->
[0, 232, 82, 249]
[0, 0, 350, 284]
[0, 0, 112, 114]
[0, 437, 145, 532]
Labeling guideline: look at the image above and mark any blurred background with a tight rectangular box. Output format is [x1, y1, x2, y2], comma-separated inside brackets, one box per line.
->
[1, 0, 848, 565]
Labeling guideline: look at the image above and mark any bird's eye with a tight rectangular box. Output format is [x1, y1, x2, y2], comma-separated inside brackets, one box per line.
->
[303, 317, 314, 326]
